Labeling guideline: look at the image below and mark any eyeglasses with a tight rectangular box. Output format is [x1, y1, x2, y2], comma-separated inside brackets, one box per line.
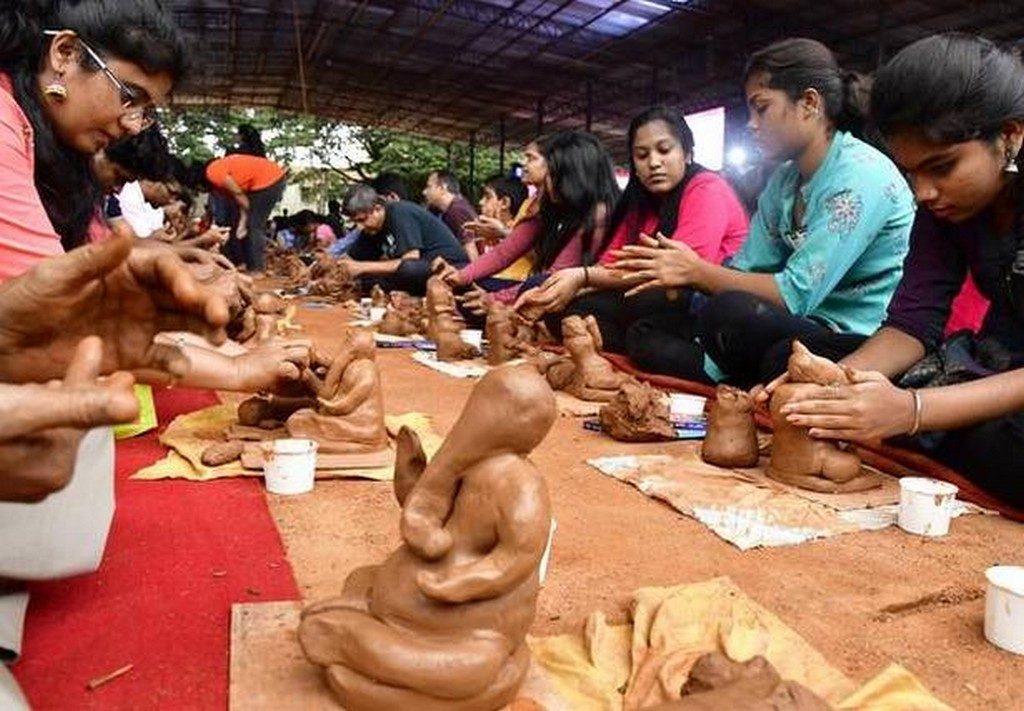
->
[43, 30, 156, 130]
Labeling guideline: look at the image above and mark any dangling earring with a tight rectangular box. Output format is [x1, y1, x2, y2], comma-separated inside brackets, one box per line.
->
[1006, 145, 1019, 173]
[43, 78, 67, 101]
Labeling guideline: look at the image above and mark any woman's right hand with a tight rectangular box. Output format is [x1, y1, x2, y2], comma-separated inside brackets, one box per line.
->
[431, 257, 464, 287]
[513, 268, 585, 316]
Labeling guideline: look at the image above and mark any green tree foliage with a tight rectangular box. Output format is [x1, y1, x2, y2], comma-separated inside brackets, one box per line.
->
[159, 106, 508, 209]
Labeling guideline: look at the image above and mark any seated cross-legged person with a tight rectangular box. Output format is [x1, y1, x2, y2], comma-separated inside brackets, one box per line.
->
[435, 130, 619, 313]
[513, 106, 749, 354]
[610, 39, 915, 386]
[777, 34, 1024, 509]
[340, 184, 468, 296]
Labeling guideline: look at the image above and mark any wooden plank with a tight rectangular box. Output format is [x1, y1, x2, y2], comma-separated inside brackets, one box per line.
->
[229, 602, 339, 711]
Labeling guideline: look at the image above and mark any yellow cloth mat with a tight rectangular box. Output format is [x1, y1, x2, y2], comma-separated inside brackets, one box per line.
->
[113, 384, 158, 440]
[132, 403, 440, 482]
[524, 577, 952, 710]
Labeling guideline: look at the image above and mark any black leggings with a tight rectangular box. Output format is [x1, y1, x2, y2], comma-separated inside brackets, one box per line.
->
[926, 414, 1024, 509]
[544, 288, 693, 355]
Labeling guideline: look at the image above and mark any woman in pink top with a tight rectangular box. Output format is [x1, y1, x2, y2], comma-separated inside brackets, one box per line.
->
[515, 107, 750, 354]
[437, 130, 620, 310]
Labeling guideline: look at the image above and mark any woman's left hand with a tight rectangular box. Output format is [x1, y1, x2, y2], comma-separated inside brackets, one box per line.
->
[779, 370, 916, 442]
[513, 268, 585, 316]
[607, 233, 703, 296]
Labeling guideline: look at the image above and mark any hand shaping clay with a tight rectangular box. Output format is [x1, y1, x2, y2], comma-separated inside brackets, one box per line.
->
[485, 302, 538, 366]
[702, 386, 760, 468]
[646, 652, 832, 710]
[308, 256, 357, 303]
[559, 315, 629, 402]
[286, 330, 389, 453]
[767, 342, 881, 493]
[298, 365, 557, 711]
[598, 381, 675, 442]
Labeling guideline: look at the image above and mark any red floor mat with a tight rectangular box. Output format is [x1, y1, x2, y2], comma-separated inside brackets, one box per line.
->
[10, 388, 300, 710]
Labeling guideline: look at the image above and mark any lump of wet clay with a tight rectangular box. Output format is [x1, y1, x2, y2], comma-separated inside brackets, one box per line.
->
[254, 292, 287, 314]
[646, 652, 832, 710]
[298, 365, 557, 711]
[237, 395, 316, 427]
[599, 381, 675, 442]
[767, 341, 881, 493]
[559, 314, 630, 402]
[286, 330, 389, 454]
[702, 385, 760, 468]
[201, 440, 244, 466]
[378, 292, 424, 337]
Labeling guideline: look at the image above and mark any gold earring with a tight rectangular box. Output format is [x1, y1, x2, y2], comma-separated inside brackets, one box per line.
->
[43, 81, 68, 101]
[1006, 145, 1019, 173]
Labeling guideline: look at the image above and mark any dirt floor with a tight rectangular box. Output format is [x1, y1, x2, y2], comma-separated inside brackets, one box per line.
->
[264, 300, 1024, 711]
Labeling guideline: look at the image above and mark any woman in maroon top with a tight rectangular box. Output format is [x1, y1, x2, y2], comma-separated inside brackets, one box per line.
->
[777, 34, 1024, 507]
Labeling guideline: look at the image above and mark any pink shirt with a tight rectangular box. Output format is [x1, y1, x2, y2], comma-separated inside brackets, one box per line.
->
[598, 171, 748, 265]
[0, 74, 63, 282]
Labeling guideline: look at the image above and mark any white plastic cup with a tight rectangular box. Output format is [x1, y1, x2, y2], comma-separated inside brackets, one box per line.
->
[359, 297, 372, 318]
[263, 438, 318, 495]
[898, 477, 958, 537]
[459, 329, 483, 351]
[538, 518, 557, 585]
[369, 306, 387, 322]
[985, 565, 1024, 655]
[669, 393, 706, 420]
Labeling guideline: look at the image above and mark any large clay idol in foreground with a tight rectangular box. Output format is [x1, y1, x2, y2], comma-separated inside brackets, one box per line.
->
[299, 364, 556, 710]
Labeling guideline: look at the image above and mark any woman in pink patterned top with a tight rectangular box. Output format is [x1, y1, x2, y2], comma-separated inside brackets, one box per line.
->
[435, 130, 620, 311]
[515, 107, 750, 353]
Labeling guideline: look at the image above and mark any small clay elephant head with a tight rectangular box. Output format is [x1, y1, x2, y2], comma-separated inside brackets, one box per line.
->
[787, 340, 851, 385]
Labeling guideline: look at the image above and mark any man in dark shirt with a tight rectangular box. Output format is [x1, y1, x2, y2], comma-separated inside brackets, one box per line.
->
[422, 169, 481, 260]
[341, 184, 468, 295]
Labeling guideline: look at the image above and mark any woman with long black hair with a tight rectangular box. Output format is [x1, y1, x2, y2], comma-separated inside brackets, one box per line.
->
[778, 34, 1024, 508]
[436, 130, 620, 310]
[514, 106, 749, 353]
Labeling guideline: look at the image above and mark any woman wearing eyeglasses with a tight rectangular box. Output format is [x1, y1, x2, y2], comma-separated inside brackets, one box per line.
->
[0, 0, 180, 281]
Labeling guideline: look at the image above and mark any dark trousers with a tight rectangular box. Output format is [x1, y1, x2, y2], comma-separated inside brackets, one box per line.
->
[361, 259, 468, 297]
[697, 291, 868, 387]
[926, 413, 1024, 509]
[245, 177, 287, 272]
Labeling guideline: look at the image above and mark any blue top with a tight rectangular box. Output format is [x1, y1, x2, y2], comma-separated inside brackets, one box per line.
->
[731, 131, 915, 335]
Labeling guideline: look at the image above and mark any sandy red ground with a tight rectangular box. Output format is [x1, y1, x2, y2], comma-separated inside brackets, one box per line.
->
[267, 301, 1024, 711]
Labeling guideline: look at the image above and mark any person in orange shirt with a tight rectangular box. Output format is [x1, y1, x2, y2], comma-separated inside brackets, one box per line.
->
[198, 153, 288, 274]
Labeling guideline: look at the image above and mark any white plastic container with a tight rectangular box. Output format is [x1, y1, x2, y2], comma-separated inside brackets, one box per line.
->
[669, 393, 706, 419]
[459, 329, 483, 351]
[897, 477, 958, 537]
[538, 518, 558, 585]
[369, 306, 387, 322]
[263, 439, 318, 495]
[985, 565, 1024, 655]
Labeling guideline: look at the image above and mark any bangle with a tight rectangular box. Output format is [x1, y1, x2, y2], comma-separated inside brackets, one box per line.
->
[907, 388, 923, 436]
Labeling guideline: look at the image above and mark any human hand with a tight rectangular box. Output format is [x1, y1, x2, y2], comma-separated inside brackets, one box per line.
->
[0, 235, 230, 384]
[608, 232, 703, 297]
[0, 336, 138, 502]
[457, 284, 492, 316]
[231, 341, 312, 393]
[751, 371, 790, 407]
[778, 370, 916, 442]
[236, 213, 249, 241]
[513, 268, 585, 316]
[431, 257, 463, 287]
[462, 216, 508, 245]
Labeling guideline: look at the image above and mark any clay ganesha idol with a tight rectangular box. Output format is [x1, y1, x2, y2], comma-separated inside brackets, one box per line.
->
[298, 365, 556, 711]
[559, 314, 629, 402]
[767, 341, 881, 493]
[701, 385, 759, 468]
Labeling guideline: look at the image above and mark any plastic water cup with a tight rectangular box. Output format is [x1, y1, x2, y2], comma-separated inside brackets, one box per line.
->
[669, 393, 706, 420]
[263, 439, 317, 495]
[985, 565, 1024, 655]
[369, 306, 387, 322]
[459, 329, 483, 351]
[898, 477, 958, 536]
[539, 518, 557, 585]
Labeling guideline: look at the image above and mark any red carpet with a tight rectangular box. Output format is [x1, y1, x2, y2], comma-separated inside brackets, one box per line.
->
[10, 388, 301, 710]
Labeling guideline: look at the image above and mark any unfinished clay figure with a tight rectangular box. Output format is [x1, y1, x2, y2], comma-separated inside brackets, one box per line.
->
[599, 381, 675, 442]
[378, 292, 424, 337]
[485, 302, 537, 365]
[646, 652, 831, 710]
[702, 386, 760, 468]
[767, 342, 881, 493]
[286, 330, 388, 453]
[370, 284, 388, 308]
[424, 275, 458, 341]
[560, 314, 629, 402]
[298, 365, 556, 710]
